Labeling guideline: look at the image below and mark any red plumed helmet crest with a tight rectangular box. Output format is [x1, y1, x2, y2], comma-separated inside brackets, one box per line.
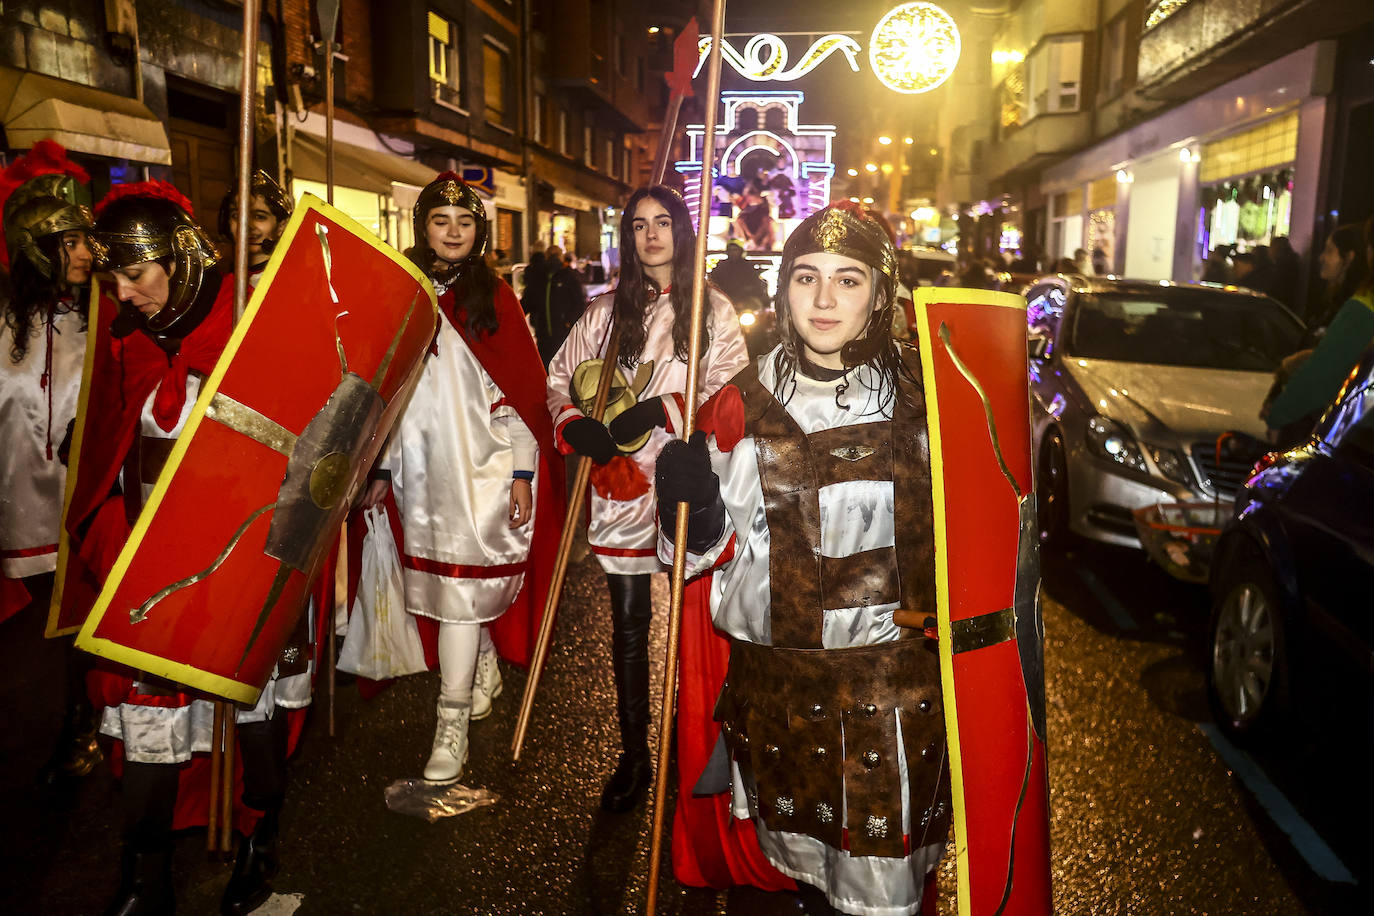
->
[95, 180, 195, 219]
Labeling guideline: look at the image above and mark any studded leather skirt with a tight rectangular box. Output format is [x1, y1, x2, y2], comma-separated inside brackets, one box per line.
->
[717, 636, 952, 858]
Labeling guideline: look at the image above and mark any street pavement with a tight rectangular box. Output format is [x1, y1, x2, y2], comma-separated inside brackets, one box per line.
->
[2, 538, 1370, 914]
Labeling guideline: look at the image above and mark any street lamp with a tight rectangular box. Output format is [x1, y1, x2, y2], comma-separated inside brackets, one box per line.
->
[878, 135, 893, 145]
[865, 162, 879, 173]
[903, 136, 914, 144]
[847, 167, 859, 177]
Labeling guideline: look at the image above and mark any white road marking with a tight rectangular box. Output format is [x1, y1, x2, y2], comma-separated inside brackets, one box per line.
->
[1197, 723, 1356, 884]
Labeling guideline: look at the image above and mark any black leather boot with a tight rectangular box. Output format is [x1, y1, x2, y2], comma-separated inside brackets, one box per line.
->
[220, 807, 279, 916]
[105, 761, 178, 916]
[601, 574, 653, 813]
[221, 715, 288, 915]
[39, 640, 101, 788]
[103, 845, 175, 916]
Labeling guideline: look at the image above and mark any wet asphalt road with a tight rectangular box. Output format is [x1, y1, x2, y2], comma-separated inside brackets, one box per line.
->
[2, 536, 1371, 914]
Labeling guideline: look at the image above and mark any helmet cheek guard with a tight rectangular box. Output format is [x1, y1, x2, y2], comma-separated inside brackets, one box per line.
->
[145, 223, 218, 334]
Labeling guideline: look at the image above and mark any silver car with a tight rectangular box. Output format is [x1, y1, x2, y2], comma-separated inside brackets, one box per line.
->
[1026, 276, 1305, 548]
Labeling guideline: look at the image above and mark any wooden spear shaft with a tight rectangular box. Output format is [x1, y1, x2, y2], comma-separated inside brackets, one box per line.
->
[644, 0, 727, 910]
[511, 28, 696, 763]
[208, 0, 260, 855]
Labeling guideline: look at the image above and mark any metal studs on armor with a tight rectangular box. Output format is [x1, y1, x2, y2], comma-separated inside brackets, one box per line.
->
[918, 697, 933, 713]
[920, 807, 932, 828]
[816, 802, 834, 824]
[922, 740, 938, 759]
[282, 646, 299, 663]
[862, 749, 881, 769]
[738, 732, 750, 749]
[811, 746, 827, 761]
[809, 703, 825, 720]
[934, 801, 947, 820]
[764, 743, 780, 759]
[861, 702, 877, 717]
[865, 814, 889, 838]
[775, 796, 794, 816]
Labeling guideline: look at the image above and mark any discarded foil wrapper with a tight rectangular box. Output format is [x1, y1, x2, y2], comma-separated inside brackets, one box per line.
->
[383, 778, 499, 822]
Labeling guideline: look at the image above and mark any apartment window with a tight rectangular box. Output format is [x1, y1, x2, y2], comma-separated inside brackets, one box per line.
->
[998, 66, 1026, 138]
[428, 12, 462, 108]
[1099, 15, 1126, 100]
[623, 148, 631, 184]
[1028, 35, 1082, 117]
[584, 125, 594, 165]
[484, 40, 511, 127]
[606, 139, 615, 177]
[616, 33, 627, 77]
[533, 93, 545, 144]
[558, 110, 569, 155]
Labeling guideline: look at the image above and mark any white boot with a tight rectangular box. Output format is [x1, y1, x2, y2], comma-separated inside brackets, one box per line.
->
[423, 702, 470, 783]
[470, 648, 503, 721]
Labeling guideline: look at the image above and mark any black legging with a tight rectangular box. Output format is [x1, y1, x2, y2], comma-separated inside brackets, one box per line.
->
[606, 573, 652, 755]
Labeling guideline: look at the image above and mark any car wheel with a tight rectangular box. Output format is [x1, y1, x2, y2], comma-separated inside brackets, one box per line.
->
[1207, 553, 1289, 743]
[1037, 430, 1070, 547]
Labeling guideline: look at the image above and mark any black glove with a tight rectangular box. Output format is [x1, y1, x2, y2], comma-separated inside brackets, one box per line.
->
[656, 430, 726, 554]
[562, 417, 618, 465]
[608, 397, 667, 447]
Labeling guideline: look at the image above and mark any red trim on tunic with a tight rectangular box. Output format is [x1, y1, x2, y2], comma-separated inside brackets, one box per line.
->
[2, 543, 58, 559]
[401, 554, 529, 579]
[591, 545, 658, 558]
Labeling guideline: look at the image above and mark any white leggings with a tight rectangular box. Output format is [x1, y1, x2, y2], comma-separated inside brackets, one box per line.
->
[437, 622, 495, 706]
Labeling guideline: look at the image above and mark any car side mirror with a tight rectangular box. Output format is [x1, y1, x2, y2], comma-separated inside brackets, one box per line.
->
[1028, 333, 1050, 361]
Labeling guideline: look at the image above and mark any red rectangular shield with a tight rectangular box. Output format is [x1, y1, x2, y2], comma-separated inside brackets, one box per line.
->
[913, 287, 1053, 915]
[68, 194, 437, 704]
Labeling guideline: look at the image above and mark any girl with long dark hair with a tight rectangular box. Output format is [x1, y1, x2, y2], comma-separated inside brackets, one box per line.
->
[545, 184, 747, 812]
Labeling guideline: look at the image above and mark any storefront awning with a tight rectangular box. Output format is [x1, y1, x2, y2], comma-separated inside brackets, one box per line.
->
[291, 132, 434, 194]
[0, 65, 172, 165]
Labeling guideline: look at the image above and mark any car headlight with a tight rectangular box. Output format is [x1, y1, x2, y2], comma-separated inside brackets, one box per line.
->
[1145, 444, 1189, 485]
[738, 311, 757, 327]
[1086, 416, 1146, 472]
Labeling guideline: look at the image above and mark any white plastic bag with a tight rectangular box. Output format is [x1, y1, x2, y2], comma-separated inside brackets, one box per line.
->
[337, 506, 428, 679]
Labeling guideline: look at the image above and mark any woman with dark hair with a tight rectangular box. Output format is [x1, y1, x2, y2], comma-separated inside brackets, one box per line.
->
[545, 184, 747, 812]
[657, 201, 947, 914]
[0, 145, 97, 787]
[1265, 217, 1374, 443]
[362, 173, 564, 784]
[1308, 223, 1367, 333]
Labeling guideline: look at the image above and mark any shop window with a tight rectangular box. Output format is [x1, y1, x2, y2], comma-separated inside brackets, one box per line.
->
[484, 39, 511, 127]
[1199, 169, 1294, 256]
[1200, 113, 1299, 184]
[428, 12, 463, 109]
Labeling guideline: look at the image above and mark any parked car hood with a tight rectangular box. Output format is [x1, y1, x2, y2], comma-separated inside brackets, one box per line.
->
[1065, 359, 1272, 440]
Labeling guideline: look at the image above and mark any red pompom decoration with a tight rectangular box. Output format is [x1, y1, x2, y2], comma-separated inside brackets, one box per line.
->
[432, 170, 463, 185]
[589, 455, 652, 501]
[94, 180, 195, 218]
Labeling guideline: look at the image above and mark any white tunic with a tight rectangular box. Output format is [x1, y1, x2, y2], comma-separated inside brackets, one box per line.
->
[100, 372, 311, 764]
[661, 349, 941, 916]
[546, 288, 747, 574]
[383, 308, 538, 624]
[0, 304, 86, 577]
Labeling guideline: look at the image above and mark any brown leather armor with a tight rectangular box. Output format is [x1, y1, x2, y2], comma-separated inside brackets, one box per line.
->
[716, 347, 952, 857]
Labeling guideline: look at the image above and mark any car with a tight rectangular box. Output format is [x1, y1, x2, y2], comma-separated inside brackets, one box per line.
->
[1026, 275, 1305, 548]
[1206, 345, 1374, 741]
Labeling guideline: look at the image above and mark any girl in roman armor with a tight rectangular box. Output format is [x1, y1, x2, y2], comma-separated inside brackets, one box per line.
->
[217, 169, 293, 288]
[361, 172, 563, 784]
[545, 185, 748, 812]
[0, 141, 98, 785]
[658, 202, 948, 914]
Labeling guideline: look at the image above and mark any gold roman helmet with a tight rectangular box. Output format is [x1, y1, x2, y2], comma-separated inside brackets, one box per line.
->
[413, 171, 488, 262]
[218, 169, 294, 240]
[3, 174, 93, 279]
[91, 187, 221, 335]
[777, 202, 900, 367]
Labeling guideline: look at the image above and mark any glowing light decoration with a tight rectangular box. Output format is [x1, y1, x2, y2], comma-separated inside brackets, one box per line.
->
[694, 34, 862, 82]
[869, 2, 961, 95]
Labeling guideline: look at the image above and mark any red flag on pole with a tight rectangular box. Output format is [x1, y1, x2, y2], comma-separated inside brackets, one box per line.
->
[666, 18, 700, 99]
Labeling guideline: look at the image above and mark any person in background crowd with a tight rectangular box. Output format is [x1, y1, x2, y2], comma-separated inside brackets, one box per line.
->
[363, 173, 563, 786]
[1201, 251, 1232, 284]
[217, 170, 292, 288]
[526, 244, 588, 366]
[658, 201, 950, 915]
[1091, 246, 1110, 276]
[69, 182, 310, 915]
[709, 241, 768, 311]
[1306, 223, 1367, 335]
[1269, 236, 1301, 310]
[546, 185, 747, 814]
[520, 241, 550, 322]
[1009, 245, 1040, 274]
[1264, 217, 1374, 445]
[1073, 247, 1094, 276]
[957, 258, 996, 289]
[1051, 257, 1077, 274]
[0, 141, 97, 789]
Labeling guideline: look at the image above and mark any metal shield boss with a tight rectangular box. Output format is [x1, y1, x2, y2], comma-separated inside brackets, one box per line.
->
[74, 195, 438, 705]
[912, 287, 1052, 916]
